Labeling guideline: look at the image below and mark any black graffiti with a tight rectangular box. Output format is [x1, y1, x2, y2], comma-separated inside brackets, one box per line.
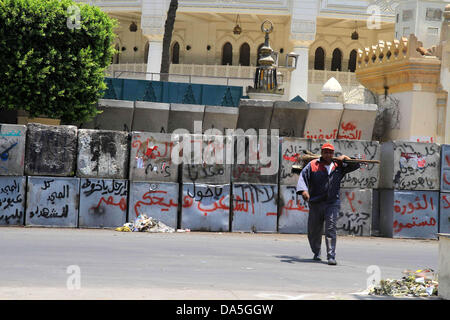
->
[29, 205, 69, 219]
[394, 142, 439, 157]
[395, 175, 436, 190]
[0, 209, 23, 224]
[47, 185, 70, 204]
[187, 184, 224, 201]
[81, 179, 128, 197]
[144, 162, 171, 177]
[41, 179, 54, 190]
[233, 184, 276, 204]
[340, 175, 378, 188]
[0, 194, 23, 210]
[186, 164, 225, 182]
[337, 211, 370, 236]
[0, 179, 20, 195]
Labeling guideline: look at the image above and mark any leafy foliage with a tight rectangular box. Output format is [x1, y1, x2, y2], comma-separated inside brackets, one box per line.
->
[0, 0, 116, 123]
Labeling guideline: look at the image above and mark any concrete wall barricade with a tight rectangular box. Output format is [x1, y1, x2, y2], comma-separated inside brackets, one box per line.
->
[77, 129, 130, 179]
[303, 102, 343, 140]
[25, 123, 77, 177]
[380, 190, 439, 239]
[181, 183, 230, 232]
[278, 185, 309, 234]
[279, 137, 310, 186]
[129, 181, 178, 228]
[0, 124, 26, 176]
[231, 183, 278, 233]
[380, 141, 441, 191]
[168, 104, 205, 133]
[236, 99, 273, 131]
[133, 101, 170, 133]
[129, 132, 179, 182]
[338, 104, 378, 140]
[182, 134, 231, 185]
[440, 193, 450, 234]
[441, 144, 450, 192]
[270, 101, 309, 137]
[310, 139, 381, 189]
[338, 188, 373, 236]
[84, 99, 135, 131]
[438, 234, 450, 300]
[0, 176, 26, 225]
[232, 134, 279, 184]
[78, 178, 128, 228]
[202, 105, 238, 133]
[26, 176, 80, 227]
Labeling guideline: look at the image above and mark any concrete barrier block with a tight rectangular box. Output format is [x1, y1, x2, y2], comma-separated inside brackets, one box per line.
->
[278, 185, 309, 234]
[0, 124, 26, 176]
[25, 123, 77, 177]
[129, 181, 178, 228]
[77, 129, 129, 179]
[129, 132, 179, 182]
[310, 140, 380, 189]
[203, 105, 238, 133]
[440, 193, 450, 234]
[337, 104, 378, 140]
[232, 134, 279, 184]
[380, 141, 440, 190]
[441, 145, 450, 192]
[231, 183, 278, 232]
[182, 134, 231, 184]
[380, 190, 439, 239]
[78, 178, 128, 228]
[181, 183, 230, 232]
[279, 137, 310, 185]
[0, 176, 26, 225]
[270, 101, 308, 137]
[236, 99, 273, 131]
[91, 99, 135, 132]
[133, 101, 170, 133]
[372, 189, 380, 236]
[338, 188, 372, 236]
[304, 102, 343, 140]
[26, 176, 80, 227]
[168, 104, 205, 133]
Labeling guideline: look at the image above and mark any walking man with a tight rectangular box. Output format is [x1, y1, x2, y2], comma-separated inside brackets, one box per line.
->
[296, 143, 360, 265]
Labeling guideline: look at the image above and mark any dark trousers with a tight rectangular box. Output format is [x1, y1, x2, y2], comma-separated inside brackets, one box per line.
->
[308, 202, 339, 260]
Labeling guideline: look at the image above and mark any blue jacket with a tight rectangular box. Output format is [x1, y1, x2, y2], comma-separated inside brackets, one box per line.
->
[296, 157, 360, 205]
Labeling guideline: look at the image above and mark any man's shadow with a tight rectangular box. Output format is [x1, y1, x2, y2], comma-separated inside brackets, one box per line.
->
[275, 255, 328, 265]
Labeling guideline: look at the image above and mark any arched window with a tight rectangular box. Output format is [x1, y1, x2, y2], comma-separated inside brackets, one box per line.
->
[239, 43, 250, 66]
[314, 47, 325, 70]
[256, 43, 264, 66]
[144, 42, 149, 64]
[222, 42, 233, 65]
[331, 48, 342, 71]
[172, 42, 180, 64]
[348, 49, 357, 72]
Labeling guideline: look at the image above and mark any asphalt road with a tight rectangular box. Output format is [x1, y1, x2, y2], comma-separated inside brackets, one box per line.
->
[0, 227, 440, 300]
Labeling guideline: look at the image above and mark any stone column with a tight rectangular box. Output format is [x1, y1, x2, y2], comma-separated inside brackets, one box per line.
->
[288, 45, 310, 101]
[145, 38, 163, 81]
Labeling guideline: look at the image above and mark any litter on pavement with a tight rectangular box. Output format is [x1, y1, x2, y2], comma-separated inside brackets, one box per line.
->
[115, 214, 190, 233]
[369, 268, 439, 297]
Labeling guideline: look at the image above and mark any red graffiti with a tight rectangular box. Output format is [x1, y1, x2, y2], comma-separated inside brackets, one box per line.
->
[305, 129, 337, 140]
[345, 192, 363, 212]
[443, 195, 450, 209]
[444, 172, 450, 186]
[446, 155, 450, 167]
[96, 196, 127, 211]
[134, 190, 178, 217]
[394, 194, 434, 216]
[337, 122, 362, 140]
[393, 217, 436, 233]
[182, 195, 229, 217]
[281, 200, 308, 216]
[283, 153, 300, 163]
[233, 163, 272, 179]
[341, 122, 356, 131]
[132, 136, 173, 162]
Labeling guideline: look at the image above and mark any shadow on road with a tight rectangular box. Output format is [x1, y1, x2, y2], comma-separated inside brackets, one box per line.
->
[275, 255, 329, 265]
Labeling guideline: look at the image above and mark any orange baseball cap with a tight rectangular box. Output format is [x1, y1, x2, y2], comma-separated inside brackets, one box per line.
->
[321, 143, 335, 151]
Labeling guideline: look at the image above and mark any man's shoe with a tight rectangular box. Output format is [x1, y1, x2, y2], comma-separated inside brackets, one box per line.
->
[328, 258, 337, 265]
[313, 255, 321, 261]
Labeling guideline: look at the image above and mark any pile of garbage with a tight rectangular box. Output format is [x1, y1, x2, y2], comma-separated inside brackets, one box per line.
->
[369, 268, 438, 297]
[115, 214, 190, 233]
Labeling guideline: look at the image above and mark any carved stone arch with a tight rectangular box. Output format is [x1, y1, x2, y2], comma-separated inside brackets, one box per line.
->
[216, 35, 237, 65]
[171, 33, 185, 63]
[331, 47, 343, 71]
[113, 37, 123, 64]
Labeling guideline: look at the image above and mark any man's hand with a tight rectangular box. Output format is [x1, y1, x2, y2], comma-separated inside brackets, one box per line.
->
[336, 155, 351, 163]
[301, 191, 310, 202]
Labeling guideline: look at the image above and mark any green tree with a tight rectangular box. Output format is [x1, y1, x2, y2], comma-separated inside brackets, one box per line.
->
[0, 0, 116, 123]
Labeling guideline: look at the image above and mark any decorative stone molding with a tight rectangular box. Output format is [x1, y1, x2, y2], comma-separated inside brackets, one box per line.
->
[355, 35, 442, 94]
